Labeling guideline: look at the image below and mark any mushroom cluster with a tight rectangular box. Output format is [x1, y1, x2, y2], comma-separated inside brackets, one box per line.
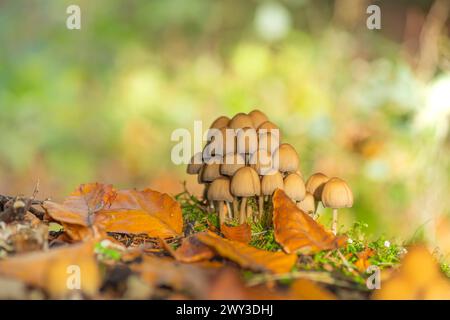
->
[187, 110, 353, 234]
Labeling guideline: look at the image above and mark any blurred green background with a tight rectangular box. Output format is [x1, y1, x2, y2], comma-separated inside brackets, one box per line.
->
[0, 0, 449, 247]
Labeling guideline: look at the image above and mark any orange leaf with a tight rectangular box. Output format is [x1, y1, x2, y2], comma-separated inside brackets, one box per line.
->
[97, 189, 183, 238]
[44, 184, 183, 240]
[195, 231, 297, 274]
[373, 246, 450, 300]
[221, 223, 252, 243]
[0, 241, 100, 298]
[161, 236, 215, 263]
[287, 278, 337, 300]
[43, 183, 117, 227]
[354, 248, 375, 272]
[272, 189, 347, 254]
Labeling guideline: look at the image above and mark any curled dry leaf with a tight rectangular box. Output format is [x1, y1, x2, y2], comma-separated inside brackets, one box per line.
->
[194, 231, 296, 274]
[0, 240, 100, 298]
[160, 236, 215, 263]
[272, 189, 347, 254]
[221, 223, 252, 243]
[373, 246, 450, 300]
[44, 183, 183, 240]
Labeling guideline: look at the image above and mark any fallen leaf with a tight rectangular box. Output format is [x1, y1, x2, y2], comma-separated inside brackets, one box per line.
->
[272, 189, 347, 254]
[0, 241, 100, 298]
[221, 223, 252, 243]
[354, 248, 375, 272]
[194, 231, 296, 274]
[98, 189, 183, 238]
[160, 236, 215, 263]
[130, 255, 210, 296]
[44, 184, 183, 240]
[373, 246, 450, 300]
[207, 268, 284, 300]
[287, 279, 336, 300]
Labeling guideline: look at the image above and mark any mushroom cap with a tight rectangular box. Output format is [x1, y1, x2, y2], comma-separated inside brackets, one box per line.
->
[236, 127, 258, 154]
[261, 170, 284, 196]
[187, 152, 203, 175]
[220, 153, 245, 176]
[207, 177, 234, 203]
[283, 172, 306, 201]
[201, 156, 223, 182]
[207, 116, 230, 141]
[231, 167, 261, 197]
[249, 149, 274, 175]
[273, 143, 300, 173]
[305, 172, 329, 201]
[229, 113, 254, 129]
[205, 127, 236, 156]
[257, 121, 280, 137]
[248, 109, 269, 128]
[321, 177, 353, 208]
[258, 132, 280, 153]
[210, 116, 230, 129]
[297, 192, 315, 214]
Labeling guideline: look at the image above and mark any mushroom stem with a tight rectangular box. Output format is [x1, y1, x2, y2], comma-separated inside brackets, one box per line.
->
[258, 196, 264, 221]
[239, 197, 247, 224]
[233, 198, 239, 220]
[226, 202, 233, 219]
[218, 201, 226, 225]
[332, 208, 339, 235]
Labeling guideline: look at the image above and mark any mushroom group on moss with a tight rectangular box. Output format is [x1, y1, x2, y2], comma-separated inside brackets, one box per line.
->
[186, 110, 353, 233]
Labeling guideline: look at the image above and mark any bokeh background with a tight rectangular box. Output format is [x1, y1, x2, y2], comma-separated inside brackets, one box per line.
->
[0, 0, 449, 250]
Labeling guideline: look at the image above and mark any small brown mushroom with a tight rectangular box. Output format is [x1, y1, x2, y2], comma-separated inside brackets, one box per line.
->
[305, 172, 329, 215]
[236, 127, 258, 161]
[201, 155, 223, 182]
[249, 149, 274, 176]
[273, 143, 300, 174]
[260, 170, 284, 220]
[248, 109, 269, 128]
[220, 153, 245, 176]
[321, 177, 353, 234]
[258, 131, 280, 153]
[257, 121, 280, 138]
[207, 177, 234, 225]
[229, 113, 254, 129]
[297, 192, 316, 216]
[186, 152, 203, 175]
[283, 172, 306, 202]
[207, 116, 230, 142]
[230, 167, 261, 223]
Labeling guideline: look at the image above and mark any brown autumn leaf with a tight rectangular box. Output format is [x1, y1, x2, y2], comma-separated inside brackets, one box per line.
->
[194, 231, 297, 274]
[44, 184, 183, 240]
[287, 279, 337, 300]
[272, 189, 347, 254]
[354, 248, 375, 272]
[0, 241, 100, 298]
[130, 255, 211, 296]
[160, 236, 215, 263]
[221, 223, 252, 243]
[373, 246, 450, 300]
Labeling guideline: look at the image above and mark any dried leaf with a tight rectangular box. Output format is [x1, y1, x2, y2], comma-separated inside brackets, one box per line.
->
[0, 241, 100, 298]
[354, 248, 375, 272]
[272, 189, 347, 254]
[195, 231, 297, 274]
[221, 223, 251, 243]
[44, 184, 183, 240]
[373, 246, 450, 300]
[97, 189, 183, 238]
[287, 279, 337, 300]
[161, 236, 215, 263]
[44, 183, 117, 227]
